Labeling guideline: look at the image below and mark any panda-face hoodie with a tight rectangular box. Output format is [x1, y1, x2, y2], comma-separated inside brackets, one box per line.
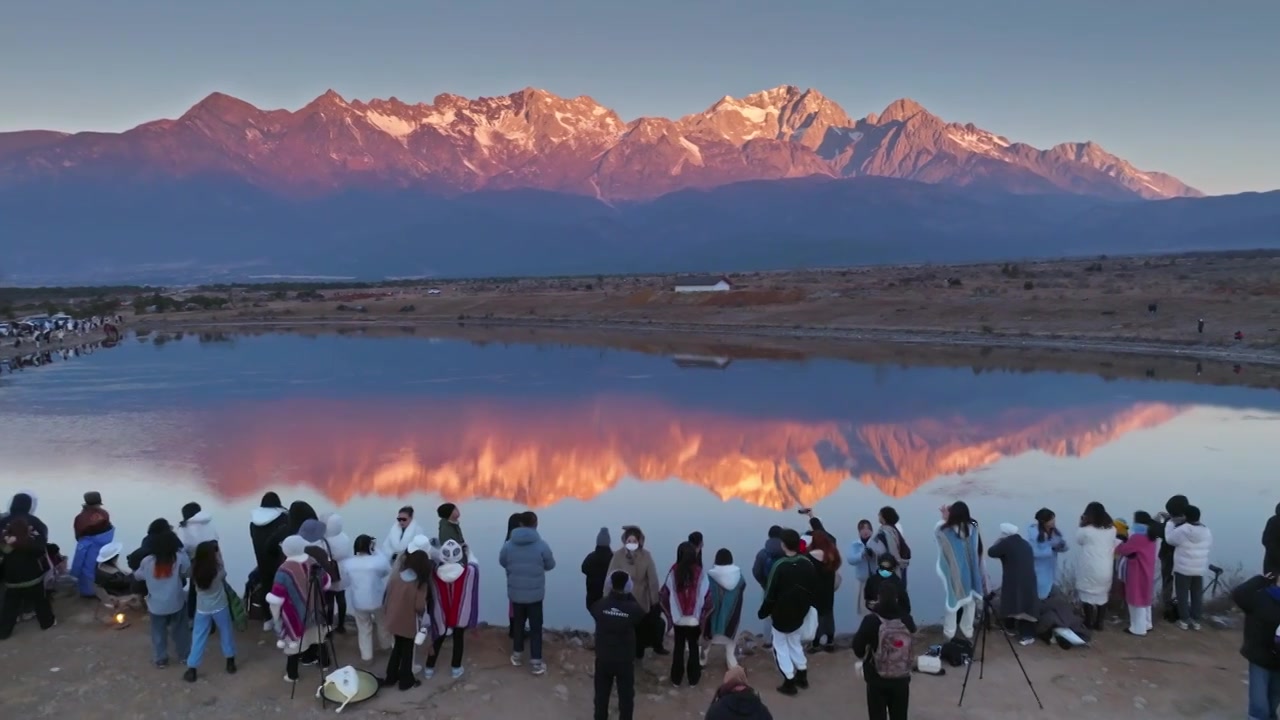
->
[321, 513, 353, 591]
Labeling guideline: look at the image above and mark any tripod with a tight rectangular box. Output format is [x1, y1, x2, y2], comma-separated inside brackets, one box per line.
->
[958, 595, 1043, 709]
[290, 564, 340, 706]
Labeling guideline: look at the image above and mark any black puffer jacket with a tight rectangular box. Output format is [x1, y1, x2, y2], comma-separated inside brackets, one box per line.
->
[1262, 503, 1280, 575]
[1231, 574, 1280, 670]
[266, 501, 318, 572]
[757, 555, 817, 633]
[706, 684, 774, 720]
[591, 587, 644, 663]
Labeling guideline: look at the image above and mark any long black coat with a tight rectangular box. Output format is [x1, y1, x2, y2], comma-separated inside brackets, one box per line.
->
[988, 533, 1040, 620]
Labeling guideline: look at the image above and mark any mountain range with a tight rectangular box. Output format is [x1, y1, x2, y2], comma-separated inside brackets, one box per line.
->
[1, 85, 1277, 282]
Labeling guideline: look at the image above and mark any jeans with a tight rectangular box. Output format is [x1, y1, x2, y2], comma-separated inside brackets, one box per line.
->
[1173, 573, 1204, 622]
[1159, 552, 1176, 607]
[326, 590, 347, 631]
[511, 601, 543, 661]
[670, 625, 702, 686]
[384, 635, 416, 690]
[352, 608, 391, 662]
[425, 628, 466, 669]
[0, 584, 56, 639]
[865, 678, 910, 720]
[149, 609, 190, 664]
[1248, 662, 1280, 720]
[187, 606, 236, 668]
[594, 659, 635, 720]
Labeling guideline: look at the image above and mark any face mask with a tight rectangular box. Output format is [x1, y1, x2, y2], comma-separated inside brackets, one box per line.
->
[625, 542, 639, 552]
[878, 569, 893, 578]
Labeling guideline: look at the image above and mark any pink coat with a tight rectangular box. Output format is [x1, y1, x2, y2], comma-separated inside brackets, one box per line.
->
[1115, 534, 1157, 607]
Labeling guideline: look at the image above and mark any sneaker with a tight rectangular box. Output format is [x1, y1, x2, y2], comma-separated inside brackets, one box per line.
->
[284, 675, 297, 683]
[1019, 637, 1036, 646]
[422, 668, 434, 679]
[530, 660, 546, 676]
[451, 667, 464, 680]
[1176, 621, 1190, 631]
[301, 657, 319, 666]
[183, 668, 197, 683]
[262, 620, 274, 632]
[225, 658, 237, 674]
[1190, 621, 1202, 631]
[698, 646, 709, 667]
[155, 659, 169, 669]
[510, 653, 523, 667]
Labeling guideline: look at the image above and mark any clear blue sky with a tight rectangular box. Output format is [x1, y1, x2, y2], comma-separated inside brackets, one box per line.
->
[1, 0, 1276, 195]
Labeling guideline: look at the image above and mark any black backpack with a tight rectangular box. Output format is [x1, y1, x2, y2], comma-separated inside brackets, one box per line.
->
[940, 637, 974, 667]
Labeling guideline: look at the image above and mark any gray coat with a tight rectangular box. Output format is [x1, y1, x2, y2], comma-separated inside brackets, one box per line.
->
[499, 527, 556, 604]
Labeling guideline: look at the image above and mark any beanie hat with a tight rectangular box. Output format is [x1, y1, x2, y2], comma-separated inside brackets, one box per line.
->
[83, 491, 103, 506]
[406, 534, 432, 555]
[437, 503, 457, 520]
[281, 535, 308, 558]
[714, 548, 733, 565]
[999, 523, 1019, 537]
[596, 527, 610, 548]
[299, 518, 326, 543]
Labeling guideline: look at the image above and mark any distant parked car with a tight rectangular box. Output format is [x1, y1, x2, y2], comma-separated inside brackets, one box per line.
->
[426, 288, 442, 295]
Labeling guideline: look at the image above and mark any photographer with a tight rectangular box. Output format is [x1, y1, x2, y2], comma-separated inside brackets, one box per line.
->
[1230, 570, 1280, 720]
[1151, 495, 1190, 620]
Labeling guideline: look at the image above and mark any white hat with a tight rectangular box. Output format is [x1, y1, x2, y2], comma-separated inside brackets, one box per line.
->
[281, 534, 309, 558]
[96, 541, 123, 564]
[999, 523, 1020, 537]
[405, 534, 432, 555]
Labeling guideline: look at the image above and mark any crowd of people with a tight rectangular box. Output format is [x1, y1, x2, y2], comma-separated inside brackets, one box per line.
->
[0, 490, 1278, 720]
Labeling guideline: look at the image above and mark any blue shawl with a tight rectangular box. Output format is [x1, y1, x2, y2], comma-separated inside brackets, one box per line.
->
[935, 521, 984, 611]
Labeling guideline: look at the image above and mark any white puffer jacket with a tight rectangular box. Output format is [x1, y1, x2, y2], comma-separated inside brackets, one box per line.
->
[322, 513, 353, 591]
[341, 553, 392, 612]
[1164, 521, 1213, 576]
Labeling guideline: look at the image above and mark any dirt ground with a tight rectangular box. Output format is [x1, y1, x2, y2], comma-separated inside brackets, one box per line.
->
[0, 589, 1253, 720]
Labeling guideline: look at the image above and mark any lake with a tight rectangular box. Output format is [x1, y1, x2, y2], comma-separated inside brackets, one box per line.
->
[2, 331, 1277, 632]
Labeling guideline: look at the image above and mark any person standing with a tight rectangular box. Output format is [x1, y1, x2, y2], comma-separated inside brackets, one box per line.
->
[249, 492, 288, 624]
[935, 502, 985, 642]
[751, 526, 785, 645]
[184, 540, 237, 681]
[1231, 570, 1280, 720]
[581, 528, 613, 611]
[321, 513, 353, 634]
[341, 535, 392, 663]
[268, 535, 333, 683]
[608, 526, 665, 658]
[704, 549, 746, 670]
[591, 571, 645, 720]
[499, 511, 556, 675]
[1262, 503, 1280, 576]
[1076, 502, 1118, 631]
[178, 502, 220, 621]
[1025, 508, 1068, 601]
[380, 506, 424, 565]
[660, 541, 710, 687]
[848, 519, 876, 617]
[804, 531, 842, 652]
[0, 516, 57, 639]
[757, 529, 817, 696]
[1165, 505, 1213, 631]
[1151, 494, 1189, 620]
[380, 550, 431, 691]
[867, 507, 910, 588]
[852, 583, 916, 720]
[436, 503, 464, 548]
[987, 523, 1040, 645]
[132, 531, 190, 666]
[1115, 512, 1158, 636]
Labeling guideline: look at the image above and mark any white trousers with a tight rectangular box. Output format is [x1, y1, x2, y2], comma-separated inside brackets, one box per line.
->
[771, 627, 807, 680]
[854, 579, 868, 616]
[352, 608, 392, 662]
[1127, 605, 1153, 636]
[943, 598, 977, 640]
[709, 634, 739, 669]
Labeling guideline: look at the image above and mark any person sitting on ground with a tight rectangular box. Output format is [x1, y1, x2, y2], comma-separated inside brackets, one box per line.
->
[757, 529, 817, 696]
[94, 542, 135, 597]
[0, 516, 57, 639]
[852, 583, 916, 720]
[581, 527, 613, 611]
[987, 522, 1040, 645]
[704, 548, 746, 671]
[592, 570, 645, 720]
[706, 666, 774, 720]
[71, 491, 115, 599]
[1231, 570, 1280, 720]
[127, 518, 172, 571]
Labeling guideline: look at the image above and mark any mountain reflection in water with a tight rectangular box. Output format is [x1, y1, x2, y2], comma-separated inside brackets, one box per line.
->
[198, 395, 1184, 508]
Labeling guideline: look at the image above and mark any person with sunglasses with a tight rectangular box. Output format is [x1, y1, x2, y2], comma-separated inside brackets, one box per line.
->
[381, 507, 424, 564]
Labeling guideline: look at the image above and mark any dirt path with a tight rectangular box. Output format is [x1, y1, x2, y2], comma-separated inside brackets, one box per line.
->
[0, 591, 1252, 720]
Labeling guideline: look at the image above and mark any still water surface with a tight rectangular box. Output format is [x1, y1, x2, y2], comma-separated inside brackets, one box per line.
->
[2, 332, 1277, 631]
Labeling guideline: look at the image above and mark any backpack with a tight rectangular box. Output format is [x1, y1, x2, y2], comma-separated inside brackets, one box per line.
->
[890, 526, 912, 562]
[322, 539, 342, 582]
[940, 636, 973, 667]
[873, 617, 914, 679]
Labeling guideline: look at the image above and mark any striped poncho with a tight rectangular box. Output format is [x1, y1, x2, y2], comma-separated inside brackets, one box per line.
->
[428, 561, 480, 639]
[268, 557, 331, 652]
[935, 521, 984, 612]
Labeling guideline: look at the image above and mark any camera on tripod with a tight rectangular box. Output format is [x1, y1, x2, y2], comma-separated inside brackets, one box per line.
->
[1209, 564, 1223, 576]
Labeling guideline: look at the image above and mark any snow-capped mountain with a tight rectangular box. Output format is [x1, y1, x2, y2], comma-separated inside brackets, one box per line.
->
[0, 85, 1200, 201]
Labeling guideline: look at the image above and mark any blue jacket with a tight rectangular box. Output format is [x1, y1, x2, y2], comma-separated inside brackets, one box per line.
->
[751, 538, 784, 589]
[847, 538, 874, 582]
[499, 527, 556, 604]
[72, 526, 116, 597]
[1024, 522, 1068, 600]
